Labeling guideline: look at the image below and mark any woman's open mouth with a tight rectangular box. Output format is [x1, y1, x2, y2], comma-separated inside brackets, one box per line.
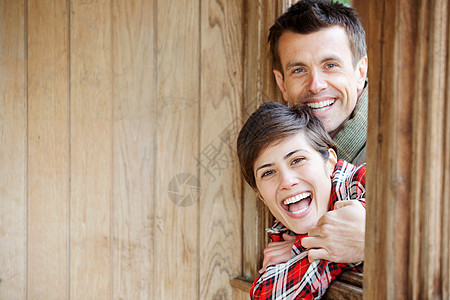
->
[282, 192, 312, 217]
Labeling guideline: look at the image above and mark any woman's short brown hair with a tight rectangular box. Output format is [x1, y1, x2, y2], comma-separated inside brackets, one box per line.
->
[237, 102, 336, 190]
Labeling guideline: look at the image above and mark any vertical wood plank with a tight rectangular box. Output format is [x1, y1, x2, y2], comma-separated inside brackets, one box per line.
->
[111, 0, 154, 299]
[443, 39, 450, 298]
[366, 0, 450, 298]
[199, 0, 243, 298]
[27, 1, 69, 298]
[242, 0, 282, 280]
[70, 0, 112, 298]
[0, 1, 27, 299]
[155, 0, 200, 298]
[352, 0, 369, 34]
[365, 0, 416, 298]
[415, 1, 448, 298]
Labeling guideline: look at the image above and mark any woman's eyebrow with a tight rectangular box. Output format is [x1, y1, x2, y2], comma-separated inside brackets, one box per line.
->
[255, 163, 273, 174]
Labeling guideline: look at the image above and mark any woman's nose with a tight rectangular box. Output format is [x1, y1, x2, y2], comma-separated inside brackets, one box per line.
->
[278, 169, 299, 190]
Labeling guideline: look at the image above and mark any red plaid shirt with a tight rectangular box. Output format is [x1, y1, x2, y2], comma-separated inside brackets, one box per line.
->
[250, 159, 366, 299]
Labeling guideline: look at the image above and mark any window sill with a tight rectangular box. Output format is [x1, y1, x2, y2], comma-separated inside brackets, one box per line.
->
[230, 271, 362, 299]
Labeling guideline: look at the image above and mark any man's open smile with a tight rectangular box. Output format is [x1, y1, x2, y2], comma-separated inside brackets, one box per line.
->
[306, 99, 336, 112]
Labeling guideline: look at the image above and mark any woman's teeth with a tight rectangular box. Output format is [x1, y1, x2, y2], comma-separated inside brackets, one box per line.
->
[283, 192, 311, 205]
[291, 206, 308, 215]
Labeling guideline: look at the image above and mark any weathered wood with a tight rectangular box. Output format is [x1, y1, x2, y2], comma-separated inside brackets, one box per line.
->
[0, 1, 27, 299]
[242, 0, 283, 280]
[27, 0, 69, 298]
[323, 281, 362, 300]
[365, 0, 450, 298]
[338, 271, 363, 288]
[352, 0, 369, 34]
[154, 0, 200, 298]
[199, 0, 243, 299]
[111, 0, 154, 299]
[70, 0, 112, 298]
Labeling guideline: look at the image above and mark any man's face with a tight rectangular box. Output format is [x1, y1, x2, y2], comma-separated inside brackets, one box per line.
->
[253, 132, 337, 234]
[273, 26, 368, 137]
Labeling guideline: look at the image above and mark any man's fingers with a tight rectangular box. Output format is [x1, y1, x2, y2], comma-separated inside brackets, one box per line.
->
[307, 248, 329, 263]
[333, 200, 353, 209]
[301, 236, 322, 249]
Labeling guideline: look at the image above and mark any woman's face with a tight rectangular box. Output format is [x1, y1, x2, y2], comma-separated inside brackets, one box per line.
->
[254, 132, 337, 234]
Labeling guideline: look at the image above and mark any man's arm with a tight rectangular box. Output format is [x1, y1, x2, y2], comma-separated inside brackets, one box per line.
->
[251, 236, 352, 300]
[301, 200, 366, 263]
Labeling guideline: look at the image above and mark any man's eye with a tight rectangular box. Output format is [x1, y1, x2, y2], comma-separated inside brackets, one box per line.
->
[261, 170, 275, 178]
[293, 68, 304, 74]
[325, 63, 337, 69]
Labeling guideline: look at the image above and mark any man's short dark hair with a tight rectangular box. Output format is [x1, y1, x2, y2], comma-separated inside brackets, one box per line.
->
[268, 0, 367, 72]
[237, 102, 337, 190]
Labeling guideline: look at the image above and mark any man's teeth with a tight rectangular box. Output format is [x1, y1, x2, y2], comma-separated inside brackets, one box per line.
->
[283, 192, 311, 205]
[306, 100, 335, 110]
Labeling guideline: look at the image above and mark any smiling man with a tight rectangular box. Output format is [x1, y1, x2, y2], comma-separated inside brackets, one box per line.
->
[269, 0, 368, 165]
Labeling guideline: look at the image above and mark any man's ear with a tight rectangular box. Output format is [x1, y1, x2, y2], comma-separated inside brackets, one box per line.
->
[327, 148, 338, 177]
[355, 56, 368, 92]
[273, 69, 289, 102]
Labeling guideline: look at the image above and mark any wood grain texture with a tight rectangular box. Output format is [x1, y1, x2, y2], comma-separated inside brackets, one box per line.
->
[70, 0, 112, 298]
[154, 0, 200, 298]
[409, 0, 448, 298]
[443, 36, 450, 298]
[365, 0, 415, 298]
[111, 0, 154, 299]
[241, 0, 282, 280]
[199, 0, 243, 298]
[0, 1, 27, 299]
[27, 1, 69, 298]
[365, 0, 450, 298]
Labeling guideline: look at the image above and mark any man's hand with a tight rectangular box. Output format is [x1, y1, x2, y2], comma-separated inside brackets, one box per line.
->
[259, 233, 296, 274]
[301, 200, 365, 263]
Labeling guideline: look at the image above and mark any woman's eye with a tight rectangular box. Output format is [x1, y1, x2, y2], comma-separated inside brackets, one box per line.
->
[261, 170, 275, 178]
[292, 157, 304, 165]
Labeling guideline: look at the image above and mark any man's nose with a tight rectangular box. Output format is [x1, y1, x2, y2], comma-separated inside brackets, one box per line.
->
[308, 70, 327, 94]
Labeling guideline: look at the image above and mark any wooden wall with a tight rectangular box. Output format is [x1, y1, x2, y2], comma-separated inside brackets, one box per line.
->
[0, 0, 245, 299]
[365, 0, 450, 298]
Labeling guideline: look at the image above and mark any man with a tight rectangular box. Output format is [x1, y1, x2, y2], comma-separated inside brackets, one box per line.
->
[262, 0, 368, 272]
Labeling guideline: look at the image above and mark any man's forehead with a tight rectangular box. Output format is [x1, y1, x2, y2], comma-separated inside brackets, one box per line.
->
[278, 28, 352, 68]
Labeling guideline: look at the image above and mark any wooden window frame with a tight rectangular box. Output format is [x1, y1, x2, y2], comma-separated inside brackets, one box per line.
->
[232, 0, 450, 299]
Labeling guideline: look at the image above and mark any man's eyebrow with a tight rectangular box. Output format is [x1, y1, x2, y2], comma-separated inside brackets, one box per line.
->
[285, 61, 306, 70]
[285, 55, 344, 70]
[321, 55, 344, 64]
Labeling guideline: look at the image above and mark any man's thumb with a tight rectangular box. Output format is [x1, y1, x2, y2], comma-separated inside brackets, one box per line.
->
[334, 200, 354, 210]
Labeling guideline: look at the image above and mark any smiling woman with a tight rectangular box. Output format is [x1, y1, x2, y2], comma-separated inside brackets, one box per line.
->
[236, 102, 367, 299]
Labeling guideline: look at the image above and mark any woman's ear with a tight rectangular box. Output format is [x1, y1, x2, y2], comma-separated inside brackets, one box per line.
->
[327, 148, 338, 177]
[254, 188, 266, 205]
